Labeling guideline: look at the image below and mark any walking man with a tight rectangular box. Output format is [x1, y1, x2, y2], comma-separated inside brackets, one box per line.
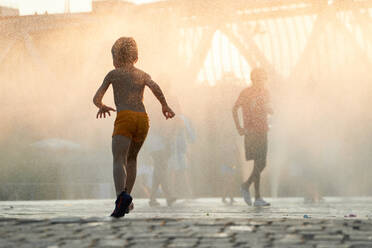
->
[232, 68, 273, 207]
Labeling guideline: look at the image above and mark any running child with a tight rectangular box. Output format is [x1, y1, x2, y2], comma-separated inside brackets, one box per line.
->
[93, 37, 175, 218]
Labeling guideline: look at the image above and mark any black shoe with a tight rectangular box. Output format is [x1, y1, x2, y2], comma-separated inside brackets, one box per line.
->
[111, 191, 132, 218]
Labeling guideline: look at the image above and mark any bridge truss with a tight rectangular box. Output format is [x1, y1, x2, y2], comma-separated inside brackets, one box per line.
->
[0, 0, 372, 85]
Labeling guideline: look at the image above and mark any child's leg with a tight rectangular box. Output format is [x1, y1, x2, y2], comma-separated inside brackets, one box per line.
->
[125, 140, 144, 194]
[112, 135, 132, 196]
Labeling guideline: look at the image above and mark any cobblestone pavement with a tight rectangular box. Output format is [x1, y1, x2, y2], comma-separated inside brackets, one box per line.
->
[1, 197, 372, 247]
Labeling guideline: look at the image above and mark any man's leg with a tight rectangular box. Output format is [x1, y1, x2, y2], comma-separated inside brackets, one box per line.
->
[242, 134, 257, 190]
[253, 156, 266, 199]
[243, 162, 260, 191]
[254, 132, 268, 199]
[252, 132, 270, 206]
[112, 135, 131, 196]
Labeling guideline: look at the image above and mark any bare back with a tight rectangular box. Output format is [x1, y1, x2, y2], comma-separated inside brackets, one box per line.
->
[94, 64, 172, 118]
[108, 67, 148, 112]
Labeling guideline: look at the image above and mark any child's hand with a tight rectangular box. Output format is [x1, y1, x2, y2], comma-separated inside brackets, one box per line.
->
[96, 105, 116, 119]
[162, 105, 175, 120]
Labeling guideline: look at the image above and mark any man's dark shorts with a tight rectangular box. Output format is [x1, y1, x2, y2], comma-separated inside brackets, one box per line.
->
[244, 131, 268, 161]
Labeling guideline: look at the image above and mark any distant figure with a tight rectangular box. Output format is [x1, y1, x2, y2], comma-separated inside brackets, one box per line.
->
[219, 140, 241, 205]
[93, 37, 175, 218]
[232, 68, 273, 207]
[168, 113, 196, 199]
[146, 131, 176, 207]
[220, 164, 237, 205]
[133, 157, 153, 198]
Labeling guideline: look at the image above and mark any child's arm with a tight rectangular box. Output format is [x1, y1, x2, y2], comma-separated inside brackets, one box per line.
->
[144, 76, 175, 119]
[93, 72, 116, 119]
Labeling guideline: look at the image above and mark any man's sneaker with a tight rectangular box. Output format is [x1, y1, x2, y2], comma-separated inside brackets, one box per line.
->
[166, 197, 177, 207]
[111, 191, 132, 218]
[254, 198, 270, 207]
[240, 186, 252, 206]
[149, 199, 161, 207]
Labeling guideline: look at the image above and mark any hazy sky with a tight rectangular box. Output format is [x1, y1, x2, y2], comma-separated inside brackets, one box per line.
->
[0, 0, 160, 15]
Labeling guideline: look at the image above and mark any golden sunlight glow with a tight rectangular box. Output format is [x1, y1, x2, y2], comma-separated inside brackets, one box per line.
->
[198, 30, 251, 85]
[0, 0, 165, 15]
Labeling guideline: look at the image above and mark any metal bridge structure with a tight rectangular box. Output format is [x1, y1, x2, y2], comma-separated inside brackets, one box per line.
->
[1, 0, 372, 86]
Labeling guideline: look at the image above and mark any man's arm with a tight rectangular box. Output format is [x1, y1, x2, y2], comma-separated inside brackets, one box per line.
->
[232, 94, 245, 136]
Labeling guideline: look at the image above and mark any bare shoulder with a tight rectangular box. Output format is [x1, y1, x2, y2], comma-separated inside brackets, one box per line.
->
[104, 69, 118, 82]
[133, 67, 152, 84]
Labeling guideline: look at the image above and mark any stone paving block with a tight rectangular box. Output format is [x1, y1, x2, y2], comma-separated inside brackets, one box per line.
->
[313, 234, 344, 241]
[258, 225, 287, 233]
[58, 239, 92, 248]
[275, 234, 304, 245]
[130, 237, 168, 244]
[306, 240, 343, 247]
[274, 245, 313, 248]
[129, 245, 164, 248]
[348, 234, 372, 241]
[348, 242, 372, 248]
[128, 240, 166, 248]
[287, 225, 324, 233]
[49, 217, 83, 224]
[196, 232, 231, 239]
[344, 230, 372, 237]
[316, 244, 350, 248]
[157, 232, 193, 238]
[197, 245, 234, 248]
[129, 237, 168, 243]
[97, 239, 127, 247]
[169, 238, 198, 247]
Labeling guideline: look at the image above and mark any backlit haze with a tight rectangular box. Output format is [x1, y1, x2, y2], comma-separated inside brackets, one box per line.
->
[1, 0, 372, 201]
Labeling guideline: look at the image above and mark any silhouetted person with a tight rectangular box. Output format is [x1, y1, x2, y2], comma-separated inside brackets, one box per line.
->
[93, 37, 175, 218]
[168, 113, 195, 199]
[220, 163, 237, 205]
[146, 131, 176, 207]
[232, 68, 273, 207]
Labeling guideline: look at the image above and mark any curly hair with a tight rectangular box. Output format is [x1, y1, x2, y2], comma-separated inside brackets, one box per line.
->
[111, 37, 138, 65]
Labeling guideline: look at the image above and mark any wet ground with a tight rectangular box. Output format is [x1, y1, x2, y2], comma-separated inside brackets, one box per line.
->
[1, 197, 372, 247]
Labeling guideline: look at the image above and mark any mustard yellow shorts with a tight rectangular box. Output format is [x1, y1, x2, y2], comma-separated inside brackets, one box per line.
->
[112, 110, 149, 143]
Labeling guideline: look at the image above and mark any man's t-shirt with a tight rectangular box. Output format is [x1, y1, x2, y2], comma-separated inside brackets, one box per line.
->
[235, 87, 271, 133]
